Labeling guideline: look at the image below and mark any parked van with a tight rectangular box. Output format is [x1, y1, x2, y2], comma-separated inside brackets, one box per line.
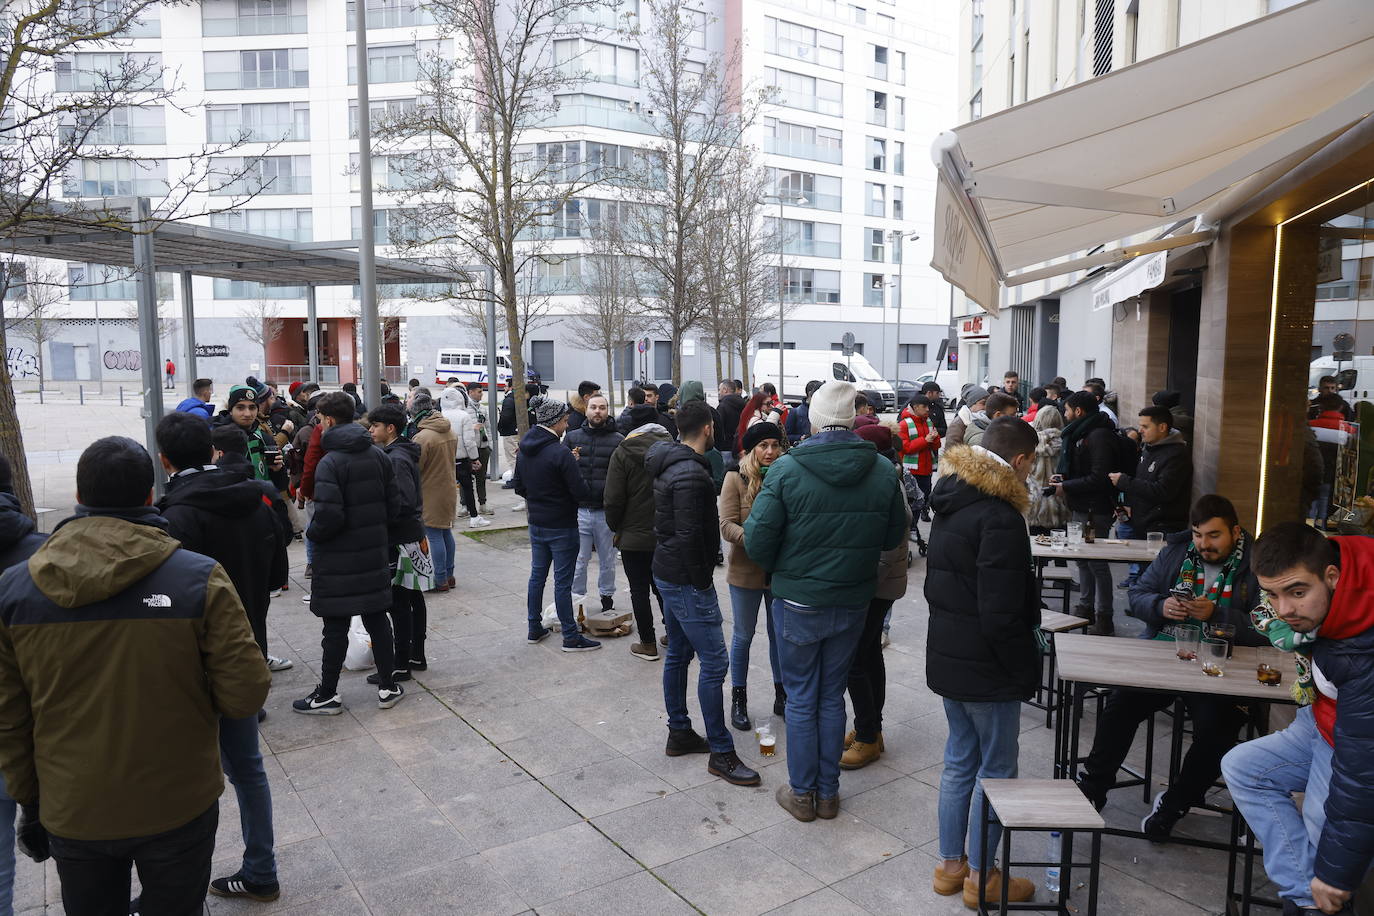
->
[751, 349, 897, 411]
[435, 348, 513, 390]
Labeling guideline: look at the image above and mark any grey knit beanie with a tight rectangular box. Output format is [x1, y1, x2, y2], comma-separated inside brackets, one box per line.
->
[531, 395, 569, 426]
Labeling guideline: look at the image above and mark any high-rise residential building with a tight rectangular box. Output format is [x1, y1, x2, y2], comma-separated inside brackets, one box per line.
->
[8, 0, 957, 395]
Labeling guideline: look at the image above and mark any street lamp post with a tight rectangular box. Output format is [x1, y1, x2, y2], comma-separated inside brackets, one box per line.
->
[887, 229, 919, 393]
[766, 192, 806, 399]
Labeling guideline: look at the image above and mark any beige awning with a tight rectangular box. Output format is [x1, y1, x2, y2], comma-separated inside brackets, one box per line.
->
[930, 0, 1374, 313]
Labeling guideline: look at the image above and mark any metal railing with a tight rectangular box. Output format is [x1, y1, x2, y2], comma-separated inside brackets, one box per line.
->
[267, 365, 340, 385]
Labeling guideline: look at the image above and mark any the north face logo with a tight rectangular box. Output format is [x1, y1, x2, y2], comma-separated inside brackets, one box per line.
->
[142, 594, 172, 608]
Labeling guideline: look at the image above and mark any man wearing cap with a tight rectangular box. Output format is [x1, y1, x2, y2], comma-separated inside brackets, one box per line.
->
[921, 380, 948, 437]
[213, 386, 284, 483]
[514, 395, 601, 652]
[745, 380, 908, 821]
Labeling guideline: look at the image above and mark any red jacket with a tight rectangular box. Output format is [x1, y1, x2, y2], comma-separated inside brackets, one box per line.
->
[897, 407, 940, 476]
[300, 423, 325, 500]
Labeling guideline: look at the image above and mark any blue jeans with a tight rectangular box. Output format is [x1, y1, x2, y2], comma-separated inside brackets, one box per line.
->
[656, 578, 733, 753]
[938, 698, 1021, 872]
[219, 714, 276, 884]
[424, 525, 455, 587]
[528, 525, 580, 639]
[774, 599, 867, 799]
[728, 586, 779, 688]
[0, 770, 14, 916]
[1221, 706, 1332, 906]
[304, 500, 315, 565]
[573, 508, 617, 598]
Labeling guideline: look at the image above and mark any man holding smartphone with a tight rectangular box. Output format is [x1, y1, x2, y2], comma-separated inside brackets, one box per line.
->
[1075, 494, 1266, 840]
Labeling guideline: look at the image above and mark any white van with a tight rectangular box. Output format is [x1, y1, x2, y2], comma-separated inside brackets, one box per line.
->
[434, 348, 513, 390]
[751, 349, 897, 411]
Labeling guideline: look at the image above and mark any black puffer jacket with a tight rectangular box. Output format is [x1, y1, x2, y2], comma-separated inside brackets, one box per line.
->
[1114, 431, 1192, 534]
[159, 467, 285, 628]
[717, 393, 747, 454]
[564, 420, 624, 508]
[512, 426, 591, 529]
[0, 485, 43, 573]
[1061, 413, 1120, 515]
[381, 438, 424, 546]
[605, 424, 673, 551]
[925, 445, 1040, 703]
[618, 403, 677, 439]
[647, 441, 718, 589]
[307, 423, 399, 617]
[498, 391, 534, 437]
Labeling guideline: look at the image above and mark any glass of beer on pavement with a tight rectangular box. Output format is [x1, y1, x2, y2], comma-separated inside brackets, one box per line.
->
[758, 725, 776, 757]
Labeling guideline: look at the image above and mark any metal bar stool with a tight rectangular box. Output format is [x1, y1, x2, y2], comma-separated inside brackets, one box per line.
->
[977, 778, 1106, 916]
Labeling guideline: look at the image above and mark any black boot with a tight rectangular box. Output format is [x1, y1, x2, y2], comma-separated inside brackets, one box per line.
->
[708, 750, 761, 786]
[730, 686, 751, 731]
[1088, 611, 1116, 637]
[665, 728, 711, 757]
[773, 682, 786, 719]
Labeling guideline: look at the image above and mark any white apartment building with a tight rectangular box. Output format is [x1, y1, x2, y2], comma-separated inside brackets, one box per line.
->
[948, 0, 1305, 398]
[6, 0, 957, 396]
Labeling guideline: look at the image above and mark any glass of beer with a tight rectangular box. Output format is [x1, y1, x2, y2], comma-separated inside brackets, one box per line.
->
[759, 727, 776, 757]
[1200, 638, 1228, 677]
[1257, 663, 1283, 686]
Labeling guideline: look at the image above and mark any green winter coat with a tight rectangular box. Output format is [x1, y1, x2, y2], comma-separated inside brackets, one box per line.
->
[743, 433, 907, 607]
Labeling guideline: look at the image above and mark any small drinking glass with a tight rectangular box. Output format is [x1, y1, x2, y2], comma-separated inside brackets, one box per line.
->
[1172, 623, 1201, 662]
[758, 726, 776, 757]
[1066, 522, 1084, 546]
[1147, 531, 1165, 549]
[1050, 529, 1068, 551]
[1207, 622, 1237, 657]
[1256, 663, 1283, 687]
[1200, 638, 1228, 677]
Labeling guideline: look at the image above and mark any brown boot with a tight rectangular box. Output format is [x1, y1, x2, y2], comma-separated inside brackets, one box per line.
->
[840, 735, 883, 770]
[815, 795, 839, 819]
[963, 869, 1035, 910]
[775, 784, 816, 822]
[933, 860, 969, 896]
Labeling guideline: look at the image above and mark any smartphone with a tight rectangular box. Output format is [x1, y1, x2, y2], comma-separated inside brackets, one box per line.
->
[1041, 486, 1058, 497]
[1169, 584, 1194, 602]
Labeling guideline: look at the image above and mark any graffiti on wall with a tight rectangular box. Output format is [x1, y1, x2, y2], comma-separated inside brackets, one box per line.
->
[103, 349, 142, 371]
[6, 347, 37, 379]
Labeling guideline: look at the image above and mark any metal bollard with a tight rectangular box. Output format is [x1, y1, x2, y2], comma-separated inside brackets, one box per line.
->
[78, 385, 83, 405]
[38, 387, 43, 405]
[119, 386, 124, 406]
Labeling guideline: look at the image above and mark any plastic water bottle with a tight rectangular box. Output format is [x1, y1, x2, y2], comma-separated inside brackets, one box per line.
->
[1045, 831, 1062, 893]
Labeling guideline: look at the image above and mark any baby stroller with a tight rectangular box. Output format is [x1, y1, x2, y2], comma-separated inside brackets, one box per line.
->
[901, 471, 928, 559]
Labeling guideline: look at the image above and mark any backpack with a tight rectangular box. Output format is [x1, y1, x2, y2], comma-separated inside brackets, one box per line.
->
[1111, 428, 1140, 474]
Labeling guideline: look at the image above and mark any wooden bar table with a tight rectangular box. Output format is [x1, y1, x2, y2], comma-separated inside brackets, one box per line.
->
[1032, 537, 1164, 564]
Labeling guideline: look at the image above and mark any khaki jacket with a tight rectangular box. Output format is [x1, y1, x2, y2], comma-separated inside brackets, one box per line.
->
[413, 413, 458, 529]
[719, 470, 767, 590]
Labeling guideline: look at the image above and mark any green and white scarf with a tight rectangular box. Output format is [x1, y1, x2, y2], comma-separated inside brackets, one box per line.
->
[1175, 533, 1246, 611]
[1250, 594, 1318, 706]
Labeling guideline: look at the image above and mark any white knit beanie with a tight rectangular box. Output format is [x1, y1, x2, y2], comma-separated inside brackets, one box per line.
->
[808, 380, 857, 431]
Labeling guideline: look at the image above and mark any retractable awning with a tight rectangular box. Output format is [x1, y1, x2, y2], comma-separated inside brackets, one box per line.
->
[931, 0, 1374, 314]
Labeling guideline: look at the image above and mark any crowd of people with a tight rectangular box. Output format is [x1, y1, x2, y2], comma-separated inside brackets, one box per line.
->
[0, 363, 1367, 916]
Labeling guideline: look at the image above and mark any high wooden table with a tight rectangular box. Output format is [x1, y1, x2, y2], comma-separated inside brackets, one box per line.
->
[1032, 537, 1164, 564]
[1051, 634, 1295, 916]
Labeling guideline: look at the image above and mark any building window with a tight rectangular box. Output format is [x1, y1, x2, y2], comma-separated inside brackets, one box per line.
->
[208, 102, 309, 143]
[763, 118, 842, 164]
[778, 267, 840, 303]
[213, 207, 313, 241]
[213, 278, 305, 299]
[776, 219, 841, 258]
[348, 42, 439, 84]
[55, 53, 163, 92]
[63, 159, 167, 198]
[69, 263, 135, 300]
[350, 207, 420, 246]
[555, 39, 639, 87]
[203, 0, 307, 37]
[867, 137, 886, 171]
[82, 0, 160, 36]
[892, 186, 903, 220]
[686, 9, 707, 48]
[969, 89, 983, 120]
[871, 44, 888, 80]
[346, 0, 435, 29]
[769, 169, 841, 211]
[893, 141, 905, 176]
[863, 273, 884, 307]
[348, 97, 417, 138]
[899, 343, 927, 363]
[60, 106, 165, 145]
[766, 68, 843, 117]
[525, 255, 583, 294]
[865, 182, 885, 218]
[1084, 358, 1096, 381]
[867, 90, 887, 127]
[529, 340, 556, 381]
[204, 49, 309, 90]
[866, 228, 885, 262]
[768, 18, 843, 69]
[893, 96, 906, 130]
[210, 155, 311, 196]
[894, 49, 907, 84]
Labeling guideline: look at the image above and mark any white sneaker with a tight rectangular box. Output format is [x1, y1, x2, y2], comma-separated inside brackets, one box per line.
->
[266, 655, 293, 671]
[301, 593, 311, 603]
[269, 588, 282, 598]
[511, 499, 526, 511]
[469, 515, 492, 528]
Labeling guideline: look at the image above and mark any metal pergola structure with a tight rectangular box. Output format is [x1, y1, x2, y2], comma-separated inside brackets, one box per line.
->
[3, 196, 500, 492]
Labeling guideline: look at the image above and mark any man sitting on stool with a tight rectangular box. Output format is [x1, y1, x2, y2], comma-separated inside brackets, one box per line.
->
[1075, 494, 1266, 839]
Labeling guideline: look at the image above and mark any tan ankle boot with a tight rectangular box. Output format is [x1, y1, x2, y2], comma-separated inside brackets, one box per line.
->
[963, 868, 1035, 910]
[933, 860, 969, 896]
[840, 735, 883, 770]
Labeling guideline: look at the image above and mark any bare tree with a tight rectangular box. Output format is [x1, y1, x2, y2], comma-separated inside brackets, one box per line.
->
[615, 0, 764, 386]
[1, 261, 66, 391]
[447, 262, 556, 355]
[235, 298, 284, 374]
[373, 0, 608, 436]
[566, 223, 642, 414]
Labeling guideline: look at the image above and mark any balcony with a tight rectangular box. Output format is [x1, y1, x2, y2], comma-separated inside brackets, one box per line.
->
[871, 61, 888, 80]
[763, 136, 842, 164]
[203, 14, 306, 36]
[781, 239, 841, 258]
[771, 89, 842, 118]
[539, 105, 654, 135]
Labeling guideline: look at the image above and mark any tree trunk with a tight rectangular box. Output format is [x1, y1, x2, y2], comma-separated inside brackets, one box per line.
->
[0, 323, 36, 522]
[604, 349, 616, 415]
[712, 333, 723, 389]
[738, 341, 750, 392]
[500, 263, 530, 437]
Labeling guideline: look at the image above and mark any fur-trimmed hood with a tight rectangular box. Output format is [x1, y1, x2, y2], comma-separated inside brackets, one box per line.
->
[932, 444, 1030, 516]
[569, 392, 588, 415]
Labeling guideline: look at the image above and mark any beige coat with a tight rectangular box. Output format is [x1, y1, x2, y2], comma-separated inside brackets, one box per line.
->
[413, 413, 458, 529]
[719, 469, 768, 590]
[875, 478, 913, 601]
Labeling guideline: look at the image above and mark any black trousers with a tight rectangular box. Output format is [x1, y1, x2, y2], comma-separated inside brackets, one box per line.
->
[320, 613, 395, 693]
[50, 803, 218, 916]
[456, 458, 478, 517]
[245, 599, 269, 660]
[389, 584, 417, 670]
[475, 446, 491, 504]
[1080, 688, 1248, 809]
[620, 548, 664, 643]
[847, 598, 893, 743]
